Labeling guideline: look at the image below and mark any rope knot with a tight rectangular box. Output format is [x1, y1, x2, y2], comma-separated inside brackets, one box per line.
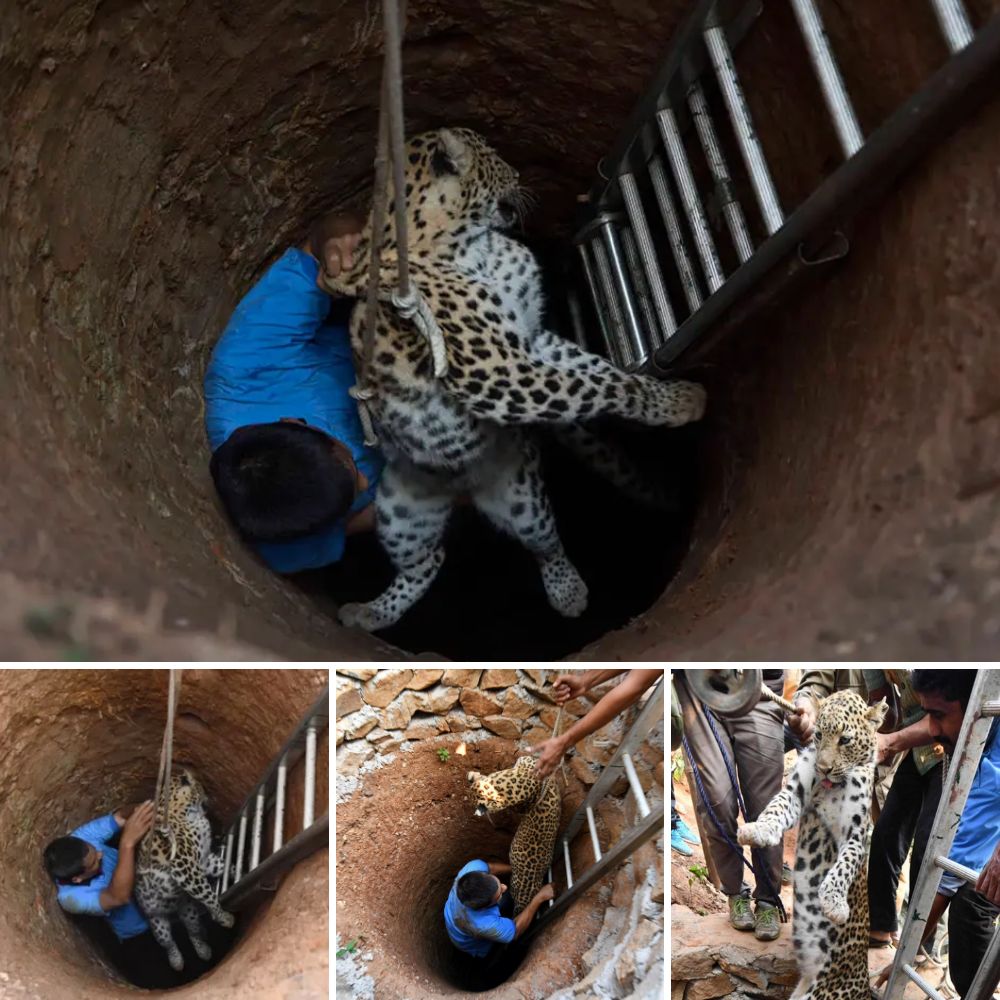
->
[389, 289, 448, 379]
[349, 383, 380, 447]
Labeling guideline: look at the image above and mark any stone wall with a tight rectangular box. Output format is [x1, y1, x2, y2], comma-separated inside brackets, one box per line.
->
[336, 667, 630, 779]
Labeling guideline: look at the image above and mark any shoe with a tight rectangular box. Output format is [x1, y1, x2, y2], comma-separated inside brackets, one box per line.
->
[674, 818, 699, 846]
[754, 905, 780, 941]
[671, 828, 693, 856]
[729, 893, 755, 931]
[869, 935, 895, 950]
[781, 862, 793, 886]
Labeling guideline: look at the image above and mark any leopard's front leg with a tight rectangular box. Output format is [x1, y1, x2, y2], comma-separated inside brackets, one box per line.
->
[819, 832, 865, 925]
[737, 752, 810, 847]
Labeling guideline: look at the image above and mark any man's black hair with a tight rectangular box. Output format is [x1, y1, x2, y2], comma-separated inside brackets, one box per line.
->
[911, 669, 979, 710]
[43, 836, 89, 881]
[209, 422, 356, 542]
[457, 871, 498, 910]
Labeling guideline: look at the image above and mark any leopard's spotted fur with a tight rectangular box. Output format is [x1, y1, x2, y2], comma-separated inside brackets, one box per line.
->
[467, 756, 560, 915]
[738, 691, 888, 1000]
[325, 127, 706, 632]
[134, 769, 234, 971]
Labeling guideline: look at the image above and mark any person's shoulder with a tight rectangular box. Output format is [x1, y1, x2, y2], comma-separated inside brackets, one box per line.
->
[456, 859, 489, 878]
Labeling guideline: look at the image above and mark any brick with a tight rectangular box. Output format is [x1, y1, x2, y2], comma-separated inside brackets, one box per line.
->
[361, 669, 414, 708]
[442, 668, 482, 687]
[480, 669, 519, 689]
[460, 688, 502, 717]
[481, 715, 521, 739]
[403, 718, 449, 740]
[411, 686, 460, 713]
[336, 706, 378, 742]
[336, 677, 362, 719]
[404, 669, 444, 691]
[335, 667, 378, 682]
[685, 971, 733, 1000]
[501, 686, 536, 719]
[378, 692, 419, 730]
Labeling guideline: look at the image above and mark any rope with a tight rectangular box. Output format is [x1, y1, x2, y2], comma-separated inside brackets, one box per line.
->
[758, 684, 797, 715]
[351, 0, 447, 446]
[152, 669, 182, 851]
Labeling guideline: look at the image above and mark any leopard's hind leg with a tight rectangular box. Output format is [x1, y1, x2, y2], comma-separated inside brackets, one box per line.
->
[176, 869, 235, 929]
[338, 463, 453, 631]
[178, 897, 212, 961]
[472, 436, 587, 617]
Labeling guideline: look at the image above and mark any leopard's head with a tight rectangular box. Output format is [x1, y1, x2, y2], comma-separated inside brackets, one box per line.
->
[467, 756, 540, 816]
[169, 767, 208, 811]
[813, 691, 887, 787]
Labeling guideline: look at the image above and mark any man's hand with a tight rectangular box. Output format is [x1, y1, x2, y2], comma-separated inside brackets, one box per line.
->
[305, 210, 365, 291]
[976, 839, 1000, 906]
[120, 800, 156, 849]
[531, 735, 569, 778]
[534, 884, 555, 904]
[873, 959, 894, 989]
[875, 732, 895, 766]
[787, 698, 816, 745]
[551, 674, 588, 705]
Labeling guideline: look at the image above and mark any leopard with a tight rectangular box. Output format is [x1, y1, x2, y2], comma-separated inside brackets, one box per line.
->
[737, 691, 888, 1000]
[322, 126, 707, 632]
[467, 756, 561, 915]
[134, 768, 235, 972]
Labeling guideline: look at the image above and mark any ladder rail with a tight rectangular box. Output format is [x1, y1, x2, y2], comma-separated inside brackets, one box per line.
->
[560, 678, 664, 846]
[882, 669, 1000, 1000]
[964, 920, 1000, 1000]
[523, 802, 664, 944]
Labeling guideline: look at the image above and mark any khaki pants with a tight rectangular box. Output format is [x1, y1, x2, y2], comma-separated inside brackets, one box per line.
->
[676, 674, 784, 905]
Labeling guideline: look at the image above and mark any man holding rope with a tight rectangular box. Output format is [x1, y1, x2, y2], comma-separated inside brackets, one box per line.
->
[43, 800, 165, 984]
[204, 213, 384, 573]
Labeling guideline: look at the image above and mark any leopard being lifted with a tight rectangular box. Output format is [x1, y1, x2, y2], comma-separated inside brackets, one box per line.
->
[134, 769, 234, 971]
[324, 127, 706, 632]
[738, 691, 887, 1000]
[467, 756, 560, 915]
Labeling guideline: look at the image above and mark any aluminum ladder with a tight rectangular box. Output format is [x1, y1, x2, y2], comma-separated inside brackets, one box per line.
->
[522, 677, 665, 941]
[877, 669, 1000, 1000]
[214, 686, 329, 910]
[572, 0, 1000, 372]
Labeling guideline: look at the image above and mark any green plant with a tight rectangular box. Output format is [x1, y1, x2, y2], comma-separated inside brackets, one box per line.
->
[437, 748, 451, 762]
[336, 939, 359, 959]
[671, 750, 684, 782]
[688, 863, 709, 888]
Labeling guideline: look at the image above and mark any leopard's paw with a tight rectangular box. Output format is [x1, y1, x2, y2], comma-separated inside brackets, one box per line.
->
[338, 602, 392, 631]
[820, 890, 850, 925]
[193, 939, 212, 961]
[168, 946, 184, 972]
[737, 822, 778, 848]
[216, 909, 236, 929]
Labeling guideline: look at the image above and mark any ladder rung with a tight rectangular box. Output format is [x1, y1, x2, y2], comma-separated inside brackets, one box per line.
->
[619, 227, 662, 352]
[788, 0, 864, 158]
[902, 962, 950, 1000]
[563, 838, 574, 889]
[599, 219, 650, 366]
[591, 237, 635, 369]
[577, 242, 621, 364]
[648, 155, 703, 313]
[929, 0, 974, 54]
[619, 171, 676, 340]
[704, 24, 784, 235]
[546, 866, 554, 908]
[686, 80, 754, 264]
[983, 700, 1000, 716]
[622, 752, 651, 819]
[304, 720, 317, 830]
[234, 812, 248, 883]
[250, 789, 265, 870]
[656, 107, 725, 292]
[933, 854, 980, 884]
[273, 758, 287, 852]
[220, 830, 234, 895]
[586, 806, 602, 862]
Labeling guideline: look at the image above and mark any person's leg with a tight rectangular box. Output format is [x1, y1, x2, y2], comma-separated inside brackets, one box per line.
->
[947, 884, 1000, 997]
[730, 700, 784, 906]
[908, 760, 943, 892]
[671, 776, 699, 846]
[675, 677, 747, 898]
[868, 751, 922, 939]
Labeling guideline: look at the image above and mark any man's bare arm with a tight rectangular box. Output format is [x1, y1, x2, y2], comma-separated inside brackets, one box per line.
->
[99, 801, 155, 910]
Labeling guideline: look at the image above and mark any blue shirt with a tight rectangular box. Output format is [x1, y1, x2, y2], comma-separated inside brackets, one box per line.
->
[203, 248, 384, 573]
[56, 814, 149, 940]
[443, 859, 516, 958]
[939, 718, 1000, 896]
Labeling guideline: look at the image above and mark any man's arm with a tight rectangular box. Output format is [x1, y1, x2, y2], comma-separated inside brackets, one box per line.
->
[345, 503, 376, 536]
[98, 801, 156, 910]
[532, 669, 661, 777]
[487, 862, 512, 876]
[876, 715, 941, 765]
[512, 885, 555, 939]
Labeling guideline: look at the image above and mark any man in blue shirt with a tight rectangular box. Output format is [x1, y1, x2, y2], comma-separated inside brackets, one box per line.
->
[444, 858, 553, 972]
[204, 214, 384, 573]
[43, 800, 163, 986]
[874, 669, 1000, 999]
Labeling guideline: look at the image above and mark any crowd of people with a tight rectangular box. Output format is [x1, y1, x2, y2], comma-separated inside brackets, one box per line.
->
[671, 668, 1000, 999]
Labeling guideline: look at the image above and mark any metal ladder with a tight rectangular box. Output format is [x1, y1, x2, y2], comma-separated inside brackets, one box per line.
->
[878, 669, 1000, 1000]
[572, 0, 999, 372]
[214, 686, 329, 910]
[522, 678, 665, 941]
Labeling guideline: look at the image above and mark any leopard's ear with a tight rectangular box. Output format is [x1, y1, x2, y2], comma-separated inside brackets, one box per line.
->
[514, 756, 534, 770]
[467, 770, 482, 785]
[865, 697, 888, 730]
[433, 128, 473, 178]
